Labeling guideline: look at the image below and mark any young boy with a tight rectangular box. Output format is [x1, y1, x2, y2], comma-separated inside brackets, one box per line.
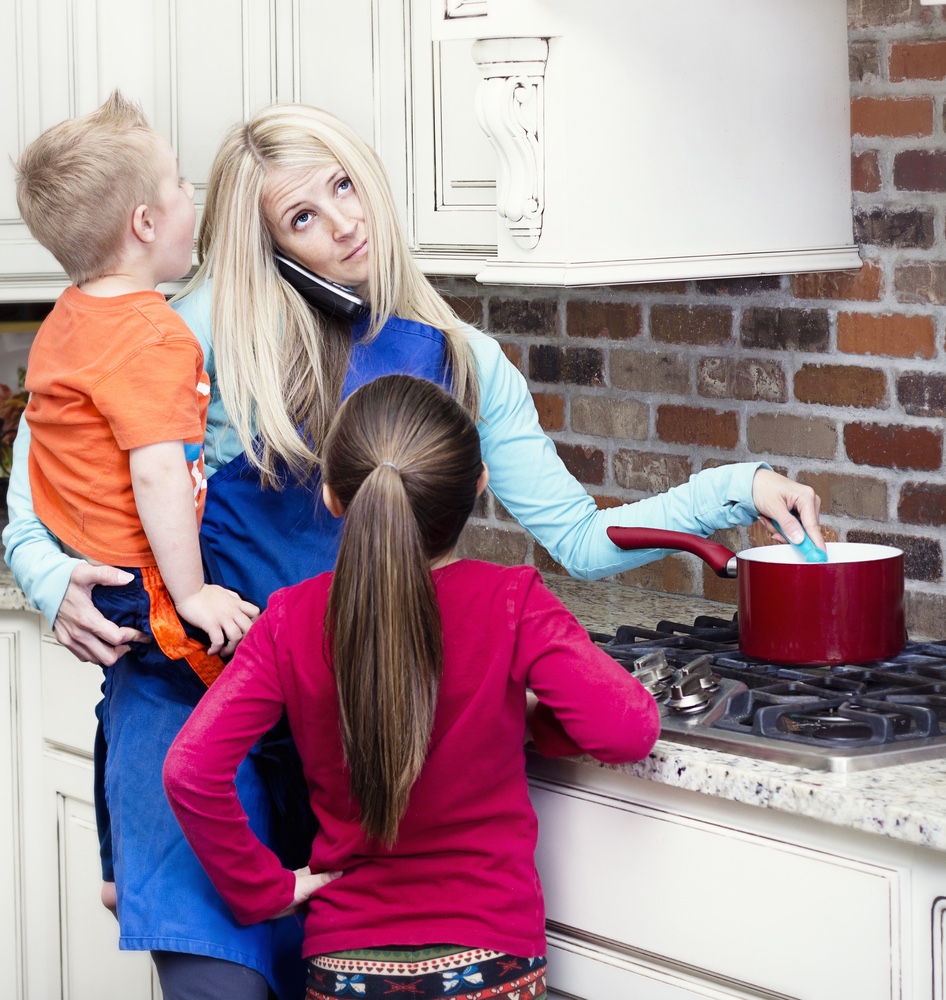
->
[14, 92, 258, 923]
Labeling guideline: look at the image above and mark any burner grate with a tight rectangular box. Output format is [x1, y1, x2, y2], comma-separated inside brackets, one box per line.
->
[593, 615, 946, 772]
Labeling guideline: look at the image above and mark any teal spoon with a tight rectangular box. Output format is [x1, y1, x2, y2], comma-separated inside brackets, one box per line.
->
[773, 520, 828, 563]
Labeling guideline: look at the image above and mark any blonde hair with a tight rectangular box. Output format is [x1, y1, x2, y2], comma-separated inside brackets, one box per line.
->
[180, 103, 479, 486]
[323, 375, 483, 847]
[14, 91, 161, 285]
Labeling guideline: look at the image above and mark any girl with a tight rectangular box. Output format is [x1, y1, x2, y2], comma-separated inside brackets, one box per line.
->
[163, 373, 661, 1000]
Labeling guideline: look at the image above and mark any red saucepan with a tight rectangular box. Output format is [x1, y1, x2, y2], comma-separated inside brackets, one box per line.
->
[606, 527, 906, 666]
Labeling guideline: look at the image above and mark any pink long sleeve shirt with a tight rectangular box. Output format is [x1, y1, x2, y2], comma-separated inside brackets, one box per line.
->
[163, 560, 660, 959]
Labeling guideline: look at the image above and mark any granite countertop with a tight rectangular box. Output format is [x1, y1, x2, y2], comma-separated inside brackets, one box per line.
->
[0, 560, 30, 612]
[543, 575, 946, 854]
[3, 554, 943, 853]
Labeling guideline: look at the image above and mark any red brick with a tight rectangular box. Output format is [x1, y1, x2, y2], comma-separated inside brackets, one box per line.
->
[695, 276, 781, 296]
[850, 41, 881, 83]
[899, 482, 946, 526]
[590, 494, 625, 510]
[844, 423, 942, 471]
[740, 309, 829, 351]
[854, 207, 934, 249]
[611, 350, 690, 395]
[794, 364, 887, 408]
[894, 262, 946, 305]
[747, 414, 838, 460]
[488, 297, 557, 336]
[898, 372, 946, 417]
[613, 450, 692, 494]
[532, 392, 565, 432]
[848, 529, 942, 582]
[702, 565, 739, 606]
[851, 151, 881, 194]
[456, 523, 529, 566]
[698, 356, 787, 403]
[555, 443, 605, 485]
[571, 395, 648, 440]
[905, 591, 946, 640]
[650, 304, 733, 345]
[566, 301, 641, 339]
[796, 471, 888, 521]
[894, 150, 946, 192]
[500, 343, 522, 370]
[851, 97, 933, 138]
[529, 345, 603, 386]
[442, 295, 484, 327]
[614, 554, 700, 596]
[656, 405, 739, 450]
[837, 312, 936, 359]
[848, 0, 934, 30]
[623, 281, 688, 295]
[889, 40, 946, 81]
[791, 262, 883, 301]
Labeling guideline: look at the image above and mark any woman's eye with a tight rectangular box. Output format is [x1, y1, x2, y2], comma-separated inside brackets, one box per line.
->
[337, 177, 352, 195]
[292, 211, 312, 230]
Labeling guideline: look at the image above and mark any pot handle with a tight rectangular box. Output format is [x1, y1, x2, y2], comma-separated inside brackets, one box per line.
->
[606, 526, 737, 578]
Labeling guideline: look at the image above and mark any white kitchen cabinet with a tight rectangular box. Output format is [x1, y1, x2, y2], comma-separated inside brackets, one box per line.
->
[0, 0, 379, 302]
[425, 0, 860, 285]
[39, 634, 161, 1000]
[528, 754, 946, 1000]
[4, 0, 859, 299]
[0, 608, 159, 1000]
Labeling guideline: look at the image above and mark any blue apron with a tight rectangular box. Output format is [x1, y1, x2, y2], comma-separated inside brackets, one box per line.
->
[200, 316, 452, 609]
[100, 316, 451, 998]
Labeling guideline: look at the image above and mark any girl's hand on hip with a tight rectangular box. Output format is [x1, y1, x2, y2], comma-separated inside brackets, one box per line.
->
[272, 867, 342, 919]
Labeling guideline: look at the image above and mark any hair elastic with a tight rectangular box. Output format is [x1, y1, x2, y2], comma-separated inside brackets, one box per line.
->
[377, 460, 400, 472]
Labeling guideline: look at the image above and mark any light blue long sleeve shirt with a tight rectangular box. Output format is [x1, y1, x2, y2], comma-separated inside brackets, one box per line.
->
[4, 281, 764, 625]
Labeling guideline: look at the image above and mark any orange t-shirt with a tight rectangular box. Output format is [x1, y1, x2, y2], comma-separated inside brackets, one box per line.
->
[26, 285, 210, 567]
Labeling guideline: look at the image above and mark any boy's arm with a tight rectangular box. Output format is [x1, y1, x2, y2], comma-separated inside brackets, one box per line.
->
[129, 441, 258, 655]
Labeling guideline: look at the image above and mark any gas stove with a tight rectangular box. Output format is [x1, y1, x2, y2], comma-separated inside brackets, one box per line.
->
[593, 614, 946, 773]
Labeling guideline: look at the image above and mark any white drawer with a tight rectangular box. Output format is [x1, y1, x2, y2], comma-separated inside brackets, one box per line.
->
[532, 780, 900, 1000]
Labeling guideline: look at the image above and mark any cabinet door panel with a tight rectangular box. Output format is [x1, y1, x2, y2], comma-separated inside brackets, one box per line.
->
[532, 781, 900, 1000]
[0, 628, 20, 999]
[409, 15, 497, 256]
[50, 762, 160, 1000]
[158, 0, 276, 208]
[41, 637, 101, 757]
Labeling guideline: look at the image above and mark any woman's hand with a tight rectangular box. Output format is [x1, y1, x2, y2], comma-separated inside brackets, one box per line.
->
[751, 468, 824, 549]
[272, 867, 342, 919]
[53, 562, 150, 665]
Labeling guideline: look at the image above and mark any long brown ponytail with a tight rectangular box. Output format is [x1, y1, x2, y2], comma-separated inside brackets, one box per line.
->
[322, 375, 483, 847]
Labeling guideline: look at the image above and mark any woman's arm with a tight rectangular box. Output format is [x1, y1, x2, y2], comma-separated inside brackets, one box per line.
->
[468, 328, 821, 579]
[2, 415, 146, 663]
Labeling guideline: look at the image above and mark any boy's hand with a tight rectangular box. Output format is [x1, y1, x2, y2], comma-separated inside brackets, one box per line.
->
[174, 584, 259, 657]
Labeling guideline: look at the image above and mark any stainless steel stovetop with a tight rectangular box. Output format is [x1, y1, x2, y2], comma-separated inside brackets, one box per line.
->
[593, 615, 946, 773]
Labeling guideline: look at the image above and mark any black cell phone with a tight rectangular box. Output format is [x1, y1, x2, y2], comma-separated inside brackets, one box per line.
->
[274, 251, 370, 322]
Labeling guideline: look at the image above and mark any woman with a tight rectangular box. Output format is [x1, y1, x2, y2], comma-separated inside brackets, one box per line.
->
[3, 102, 823, 998]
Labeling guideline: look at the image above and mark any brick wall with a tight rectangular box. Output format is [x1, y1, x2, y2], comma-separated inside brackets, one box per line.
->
[440, 0, 946, 637]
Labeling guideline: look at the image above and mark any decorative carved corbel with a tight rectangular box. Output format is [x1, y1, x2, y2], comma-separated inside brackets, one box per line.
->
[471, 37, 549, 250]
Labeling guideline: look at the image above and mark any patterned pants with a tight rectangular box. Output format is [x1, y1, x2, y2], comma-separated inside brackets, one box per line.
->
[305, 946, 547, 999]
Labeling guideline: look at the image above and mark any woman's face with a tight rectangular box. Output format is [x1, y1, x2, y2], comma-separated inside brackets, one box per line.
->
[263, 161, 369, 293]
